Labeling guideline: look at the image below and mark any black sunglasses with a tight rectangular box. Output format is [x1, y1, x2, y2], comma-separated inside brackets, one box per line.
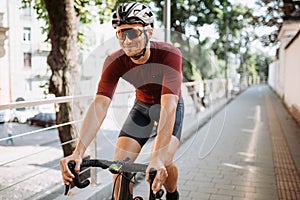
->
[116, 28, 144, 40]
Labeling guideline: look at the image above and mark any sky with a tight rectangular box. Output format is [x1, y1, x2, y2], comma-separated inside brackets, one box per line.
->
[231, 0, 256, 7]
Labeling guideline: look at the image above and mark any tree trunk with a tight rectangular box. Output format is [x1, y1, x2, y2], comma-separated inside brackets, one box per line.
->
[44, 0, 80, 157]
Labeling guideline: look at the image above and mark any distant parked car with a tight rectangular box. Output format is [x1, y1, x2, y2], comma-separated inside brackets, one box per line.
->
[0, 110, 11, 124]
[8, 98, 35, 123]
[10, 109, 34, 123]
[27, 112, 56, 127]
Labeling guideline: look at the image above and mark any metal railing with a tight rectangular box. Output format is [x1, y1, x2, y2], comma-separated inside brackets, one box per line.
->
[0, 80, 229, 198]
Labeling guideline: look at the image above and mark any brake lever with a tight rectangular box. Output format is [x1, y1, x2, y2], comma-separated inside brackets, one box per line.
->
[64, 184, 70, 196]
[148, 168, 164, 199]
[64, 161, 91, 195]
[149, 168, 157, 200]
[64, 161, 76, 196]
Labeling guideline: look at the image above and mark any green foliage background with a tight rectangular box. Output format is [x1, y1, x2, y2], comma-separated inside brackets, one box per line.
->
[23, 0, 276, 82]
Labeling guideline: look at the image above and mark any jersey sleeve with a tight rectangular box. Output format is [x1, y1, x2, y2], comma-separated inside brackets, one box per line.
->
[96, 56, 120, 99]
[161, 48, 182, 97]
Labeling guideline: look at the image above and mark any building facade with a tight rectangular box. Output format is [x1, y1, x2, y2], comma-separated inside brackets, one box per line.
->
[0, 0, 51, 104]
[268, 0, 300, 125]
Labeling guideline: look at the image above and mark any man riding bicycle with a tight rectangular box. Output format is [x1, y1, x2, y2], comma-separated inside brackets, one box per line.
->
[60, 2, 184, 200]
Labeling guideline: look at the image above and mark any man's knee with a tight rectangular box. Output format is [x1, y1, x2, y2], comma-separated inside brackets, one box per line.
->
[164, 163, 178, 194]
[114, 136, 141, 161]
[166, 163, 178, 174]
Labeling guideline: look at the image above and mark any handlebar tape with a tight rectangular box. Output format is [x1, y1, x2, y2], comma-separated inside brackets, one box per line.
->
[148, 168, 157, 200]
[81, 159, 148, 173]
[148, 168, 164, 199]
[148, 168, 157, 182]
[68, 161, 90, 189]
[67, 159, 149, 191]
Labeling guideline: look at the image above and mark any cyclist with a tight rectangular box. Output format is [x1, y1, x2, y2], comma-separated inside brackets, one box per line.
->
[60, 2, 183, 200]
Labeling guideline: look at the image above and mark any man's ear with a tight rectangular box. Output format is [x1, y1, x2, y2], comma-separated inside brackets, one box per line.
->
[146, 26, 153, 38]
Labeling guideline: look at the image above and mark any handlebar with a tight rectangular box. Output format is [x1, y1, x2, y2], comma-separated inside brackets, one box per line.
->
[64, 158, 159, 198]
[148, 168, 157, 200]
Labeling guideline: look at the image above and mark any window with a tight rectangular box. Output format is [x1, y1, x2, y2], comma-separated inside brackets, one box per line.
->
[24, 52, 32, 68]
[22, 2, 32, 16]
[23, 27, 31, 42]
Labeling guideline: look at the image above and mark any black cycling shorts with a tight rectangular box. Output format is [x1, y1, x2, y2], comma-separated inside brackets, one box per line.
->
[119, 98, 184, 147]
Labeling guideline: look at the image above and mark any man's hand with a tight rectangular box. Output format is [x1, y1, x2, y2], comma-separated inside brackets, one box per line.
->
[59, 154, 83, 186]
[146, 159, 168, 194]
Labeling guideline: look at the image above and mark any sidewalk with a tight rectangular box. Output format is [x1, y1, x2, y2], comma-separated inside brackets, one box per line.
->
[133, 85, 300, 199]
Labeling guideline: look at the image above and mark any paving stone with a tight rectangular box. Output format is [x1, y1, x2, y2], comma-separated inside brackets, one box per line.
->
[113, 86, 300, 200]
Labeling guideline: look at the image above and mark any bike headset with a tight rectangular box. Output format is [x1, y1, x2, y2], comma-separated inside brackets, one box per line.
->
[112, 2, 154, 60]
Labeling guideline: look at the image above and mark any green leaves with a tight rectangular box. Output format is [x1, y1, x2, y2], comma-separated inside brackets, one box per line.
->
[22, 0, 276, 82]
[254, 0, 283, 47]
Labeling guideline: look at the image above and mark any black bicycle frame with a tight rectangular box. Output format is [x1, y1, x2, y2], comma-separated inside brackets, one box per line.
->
[118, 171, 134, 200]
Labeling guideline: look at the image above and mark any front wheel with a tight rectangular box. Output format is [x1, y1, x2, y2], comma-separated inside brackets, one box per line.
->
[133, 197, 143, 200]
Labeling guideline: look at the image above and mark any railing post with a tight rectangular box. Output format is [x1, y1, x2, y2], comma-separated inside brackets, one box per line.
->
[90, 138, 97, 186]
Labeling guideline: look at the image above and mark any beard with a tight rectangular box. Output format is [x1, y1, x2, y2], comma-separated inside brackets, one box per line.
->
[123, 45, 144, 57]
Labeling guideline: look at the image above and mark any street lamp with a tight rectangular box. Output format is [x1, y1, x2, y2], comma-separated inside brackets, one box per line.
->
[224, 17, 229, 98]
[0, 12, 9, 58]
[164, 0, 171, 43]
[224, 15, 243, 98]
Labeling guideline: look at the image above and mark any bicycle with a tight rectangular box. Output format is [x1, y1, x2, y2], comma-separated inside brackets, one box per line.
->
[65, 157, 164, 200]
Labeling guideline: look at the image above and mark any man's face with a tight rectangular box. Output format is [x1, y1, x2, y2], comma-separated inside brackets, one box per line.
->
[116, 24, 149, 57]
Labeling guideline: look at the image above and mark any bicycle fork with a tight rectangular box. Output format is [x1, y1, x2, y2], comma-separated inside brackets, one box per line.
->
[118, 172, 134, 200]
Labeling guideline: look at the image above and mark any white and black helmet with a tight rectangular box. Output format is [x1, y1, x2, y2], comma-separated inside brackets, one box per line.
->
[112, 2, 154, 29]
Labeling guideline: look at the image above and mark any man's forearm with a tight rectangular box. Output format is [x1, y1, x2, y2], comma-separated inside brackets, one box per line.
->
[151, 94, 178, 164]
[74, 95, 111, 157]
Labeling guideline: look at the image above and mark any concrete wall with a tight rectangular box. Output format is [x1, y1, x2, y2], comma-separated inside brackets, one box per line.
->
[269, 20, 300, 124]
[276, 21, 300, 98]
[268, 60, 278, 91]
[283, 31, 300, 123]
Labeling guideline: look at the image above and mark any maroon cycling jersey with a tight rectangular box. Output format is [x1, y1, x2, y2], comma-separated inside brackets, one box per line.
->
[97, 41, 182, 104]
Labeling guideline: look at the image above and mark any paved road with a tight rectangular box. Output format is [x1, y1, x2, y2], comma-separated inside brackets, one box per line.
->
[2, 85, 299, 200]
[134, 85, 300, 200]
[0, 122, 120, 200]
[0, 122, 59, 146]
[0, 87, 200, 200]
[0, 80, 203, 199]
